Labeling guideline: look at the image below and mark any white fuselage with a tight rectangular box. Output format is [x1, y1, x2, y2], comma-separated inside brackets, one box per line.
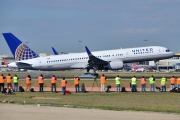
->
[8, 46, 174, 71]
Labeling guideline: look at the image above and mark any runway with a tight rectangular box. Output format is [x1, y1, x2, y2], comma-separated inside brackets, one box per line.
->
[1, 104, 180, 120]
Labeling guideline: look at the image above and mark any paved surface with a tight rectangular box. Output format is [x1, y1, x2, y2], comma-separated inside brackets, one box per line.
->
[1, 104, 180, 120]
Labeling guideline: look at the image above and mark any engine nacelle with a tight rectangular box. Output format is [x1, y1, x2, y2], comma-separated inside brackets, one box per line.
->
[105, 60, 124, 70]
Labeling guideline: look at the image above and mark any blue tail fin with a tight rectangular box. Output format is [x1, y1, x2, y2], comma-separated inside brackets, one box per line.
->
[2, 33, 39, 61]
[85, 46, 92, 56]
[52, 47, 58, 55]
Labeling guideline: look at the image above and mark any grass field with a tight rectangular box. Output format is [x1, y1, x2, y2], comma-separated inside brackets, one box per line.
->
[1, 79, 180, 114]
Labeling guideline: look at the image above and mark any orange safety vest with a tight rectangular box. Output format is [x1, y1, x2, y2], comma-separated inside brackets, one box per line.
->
[26, 77, 31, 84]
[51, 77, 56, 84]
[38, 76, 44, 83]
[170, 77, 176, 84]
[141, 78, 146, 84]
[0, 76, 4, 83]
[177, 78, 180, 84]
[74, 78, 79, 85]
[100, 76, 106, 84]
[61, 80, 66, 87]
[6, 76, 12, 83]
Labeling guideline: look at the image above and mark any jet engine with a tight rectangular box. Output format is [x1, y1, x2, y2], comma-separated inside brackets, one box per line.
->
[104, 60, 124, 70]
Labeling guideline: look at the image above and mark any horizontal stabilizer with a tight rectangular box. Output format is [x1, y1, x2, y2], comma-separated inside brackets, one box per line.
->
[16, 62, 32, 69]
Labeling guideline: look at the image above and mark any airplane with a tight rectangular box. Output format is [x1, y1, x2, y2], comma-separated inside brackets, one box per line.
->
[3, 58, 8, 67]
[52, 47, 58, 55]
[131, 63, 152, 72]
[1, 58, 8, 68]
[2, 33, 175, 73]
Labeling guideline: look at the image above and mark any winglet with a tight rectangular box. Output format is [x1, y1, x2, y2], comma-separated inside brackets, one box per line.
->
[52, 47, 58, 55]
[85, 46, 92, 55]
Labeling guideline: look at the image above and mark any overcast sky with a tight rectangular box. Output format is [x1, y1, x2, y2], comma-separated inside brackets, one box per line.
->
[0, 0, 180, 55]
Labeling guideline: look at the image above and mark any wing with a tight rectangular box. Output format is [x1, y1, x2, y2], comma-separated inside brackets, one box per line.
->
[85, 46, 109, 65]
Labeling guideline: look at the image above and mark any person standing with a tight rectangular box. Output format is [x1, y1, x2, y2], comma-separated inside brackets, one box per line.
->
[100, 74, 106, 92]
[61, 77, 67, 95]
[0, 74, 5, 92]
[26, 75, 31, 92]
[149, 75, 155, 92]
[170, 76, 176, 90]
[13, 74, 19, 92]
[38, 74, 44, 92]
[6, 74, 12, 88]
[141, 76, 146, 92]
[177, 76, 180, 89]
[115, 75, 121, 92]
[161, 76, 167, 92]
[74, 76, 80, 93]
[131, 75, 137, 92]
[51, 75, 57, 93]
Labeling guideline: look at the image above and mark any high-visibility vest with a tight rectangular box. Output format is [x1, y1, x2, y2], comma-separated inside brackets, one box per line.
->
[0, 76, 4, 83]
[115, 77, 120, 84]
[131, 77, 136, 85]
[6, 76, 12, 83]
[74, 78, 79, 85]
[13, 76, 18, 83]
[161, 77, 166, 85]
[170, 77, 176, 84]
[141, 78, 146, 84]
[100, 76, 106, 84]
[38, 76, 44, 83]
[61, 80, 66, 87]
[149, 77, 154, 84]
[177, 78, 180, 84]
[26, 77, 31, 84]
[51, 77, 56, 84]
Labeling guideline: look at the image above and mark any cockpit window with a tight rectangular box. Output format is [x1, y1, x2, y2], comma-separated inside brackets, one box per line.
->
[166, 49, 170, 52]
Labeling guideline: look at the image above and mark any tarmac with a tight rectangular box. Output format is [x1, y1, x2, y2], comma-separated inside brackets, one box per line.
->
[1, 104, 180, 120]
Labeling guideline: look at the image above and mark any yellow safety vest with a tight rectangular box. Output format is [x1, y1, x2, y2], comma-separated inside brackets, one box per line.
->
[161, 77, 166, 85]
[149, 77, 154, 84]
[13, 76, 18, 83]
[131, 77, 136, 85]
[115, 77, 120, 84]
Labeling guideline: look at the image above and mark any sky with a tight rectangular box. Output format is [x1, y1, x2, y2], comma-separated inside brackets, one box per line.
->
[0, 0, 180, 55]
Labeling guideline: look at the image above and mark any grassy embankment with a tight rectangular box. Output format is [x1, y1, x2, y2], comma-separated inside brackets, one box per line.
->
[0, 91, 180, 114]
[1, 78, 180, 114]
[1, 71, 180, 113]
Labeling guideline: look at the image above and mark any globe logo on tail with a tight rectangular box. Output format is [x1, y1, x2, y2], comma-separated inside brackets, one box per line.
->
[15, 43, 38, 61]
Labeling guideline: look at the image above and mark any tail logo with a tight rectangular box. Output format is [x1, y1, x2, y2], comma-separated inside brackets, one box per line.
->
[15, 43, 38, 61]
